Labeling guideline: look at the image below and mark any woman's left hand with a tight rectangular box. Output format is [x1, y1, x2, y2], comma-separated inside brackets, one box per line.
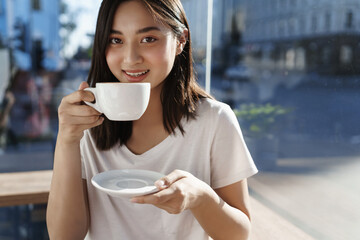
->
[131, 170, 215, 214]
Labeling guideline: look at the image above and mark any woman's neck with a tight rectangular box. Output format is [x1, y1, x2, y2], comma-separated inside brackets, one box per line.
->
[126, 83, 169, 155]
[133, 83, 163, 129]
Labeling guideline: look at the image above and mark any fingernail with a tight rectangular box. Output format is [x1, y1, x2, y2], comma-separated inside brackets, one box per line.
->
[130, 198, 139, 203]
[155, 180, 166, 189]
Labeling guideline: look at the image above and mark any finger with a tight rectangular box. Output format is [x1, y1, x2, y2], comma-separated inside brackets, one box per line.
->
[149, 202, 178, 214]
[78, 117, 105, 129]
[155, 170, 187, 190]
[60, 117, 104, 132]
[78, 81, 90, 90]
[152, 204, 174, 214]
[131, 187, 175, 204]
[58, 101, 101, 119]
[60, 115, 104, 125]
[63, 89, 95, 104]
[65, 104, 101, 117]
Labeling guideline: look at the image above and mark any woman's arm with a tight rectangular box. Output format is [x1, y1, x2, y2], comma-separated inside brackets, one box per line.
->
[46, 82, 103, 239]
[192, 180, 252, 240]
[131, 170, 252, 240]
[47, 140, 90, 239]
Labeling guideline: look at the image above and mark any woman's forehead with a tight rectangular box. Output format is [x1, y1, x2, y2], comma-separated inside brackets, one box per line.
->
[111, 0, 170, 33]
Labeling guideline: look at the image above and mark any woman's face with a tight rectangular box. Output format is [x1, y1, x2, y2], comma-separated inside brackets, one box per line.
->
[106, 0, 181, 91]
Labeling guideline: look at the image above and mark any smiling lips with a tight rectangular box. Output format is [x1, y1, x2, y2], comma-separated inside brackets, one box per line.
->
[123, 70, 150, 82]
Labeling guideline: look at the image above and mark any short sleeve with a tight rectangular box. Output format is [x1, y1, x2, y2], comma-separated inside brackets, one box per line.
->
[210, 104, 258, 189]
[80, 133, 87, 179]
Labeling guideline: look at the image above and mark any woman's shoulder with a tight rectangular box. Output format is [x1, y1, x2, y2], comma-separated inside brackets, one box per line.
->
[187, 97, 241, 139]
[196, 98, 234, 119]
[191, 98, 238, 130]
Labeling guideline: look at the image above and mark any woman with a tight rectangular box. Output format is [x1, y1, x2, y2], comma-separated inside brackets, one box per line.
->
[46, 0, 258, 239]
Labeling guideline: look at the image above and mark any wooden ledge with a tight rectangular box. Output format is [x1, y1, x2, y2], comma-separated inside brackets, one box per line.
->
[0, 170, 52, 207]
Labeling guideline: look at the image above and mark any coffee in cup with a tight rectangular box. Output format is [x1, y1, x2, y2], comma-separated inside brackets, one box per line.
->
[84, 82, 150, 121]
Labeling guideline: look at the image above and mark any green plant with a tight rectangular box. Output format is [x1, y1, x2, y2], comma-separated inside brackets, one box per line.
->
[234, 103, 291, 139]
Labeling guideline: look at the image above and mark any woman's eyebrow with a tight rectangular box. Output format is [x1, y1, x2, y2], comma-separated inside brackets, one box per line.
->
[110, 26, 161, 35]
[136, 26, 161, 34]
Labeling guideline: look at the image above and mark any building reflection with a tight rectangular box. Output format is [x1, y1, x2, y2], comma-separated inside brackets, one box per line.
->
[0, 0, 63, 146]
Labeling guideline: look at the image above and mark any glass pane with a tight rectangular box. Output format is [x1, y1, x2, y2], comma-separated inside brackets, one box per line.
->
[0, 1, 87, 239]
[184, 0, 360, 239]
[1, 0, 359, 239]
[182, 0, 208, 89]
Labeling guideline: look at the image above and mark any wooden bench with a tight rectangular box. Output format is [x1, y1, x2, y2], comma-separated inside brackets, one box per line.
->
[0, 170, 314, 239]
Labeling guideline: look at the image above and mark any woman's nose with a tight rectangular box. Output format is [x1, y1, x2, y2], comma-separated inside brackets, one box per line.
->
[123, 43, 143, 64]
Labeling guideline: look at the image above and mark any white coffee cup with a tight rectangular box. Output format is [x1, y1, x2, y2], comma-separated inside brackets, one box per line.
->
[84, 82, 150, 121]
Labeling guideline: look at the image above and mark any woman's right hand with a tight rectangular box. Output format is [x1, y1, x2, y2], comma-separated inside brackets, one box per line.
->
[57, 81, 104, 144]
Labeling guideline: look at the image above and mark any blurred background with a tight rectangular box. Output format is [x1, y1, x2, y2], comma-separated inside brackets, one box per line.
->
[0, 0, 359, 239]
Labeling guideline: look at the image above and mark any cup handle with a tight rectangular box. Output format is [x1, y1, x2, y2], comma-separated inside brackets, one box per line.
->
[83, 87, 102, 113]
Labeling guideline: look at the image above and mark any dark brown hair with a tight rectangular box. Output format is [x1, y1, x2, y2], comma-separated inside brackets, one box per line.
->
[88, 0, 210, 150]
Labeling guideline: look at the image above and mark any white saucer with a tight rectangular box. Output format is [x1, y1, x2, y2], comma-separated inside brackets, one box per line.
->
[91, 169, 165, 198]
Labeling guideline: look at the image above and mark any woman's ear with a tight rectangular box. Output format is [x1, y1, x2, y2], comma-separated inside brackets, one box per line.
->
[176, 28, 189, 55]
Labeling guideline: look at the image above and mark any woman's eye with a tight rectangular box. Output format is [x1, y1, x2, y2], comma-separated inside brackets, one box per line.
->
[110, 38, 122, 44]
[141, 37, 157, 43]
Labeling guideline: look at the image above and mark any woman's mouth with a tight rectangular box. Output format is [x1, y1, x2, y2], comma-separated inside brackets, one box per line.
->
[123, 70, 150, 82]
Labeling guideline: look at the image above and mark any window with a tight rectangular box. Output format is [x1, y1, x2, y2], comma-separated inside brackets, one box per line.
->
[299, 17, 305, 34]
[295, 47, 305, 70]
[276, 0, 281, 11]
[278, 20, 285, 37]
[0, 0, 3, 15]
[292, 0, 297, 8]
[288, 18, 296, 36]
[1, 0, 360, 239]
[325, 12, 331, 31]
[345, 11, 353, 29]
[322, 46, 332, 65]
[340, 45, 352, 65]
[32, 0, 41, 10]
[311, 15, 317, 32]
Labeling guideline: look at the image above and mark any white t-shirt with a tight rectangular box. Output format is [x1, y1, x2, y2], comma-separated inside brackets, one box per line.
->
[81, 98, 258, 240]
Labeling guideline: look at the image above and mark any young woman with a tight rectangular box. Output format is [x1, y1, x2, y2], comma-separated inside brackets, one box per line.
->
[46, 0, 258, 239]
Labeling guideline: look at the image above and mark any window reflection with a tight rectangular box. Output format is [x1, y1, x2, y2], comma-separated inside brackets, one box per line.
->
[184, 0, 360, 239]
